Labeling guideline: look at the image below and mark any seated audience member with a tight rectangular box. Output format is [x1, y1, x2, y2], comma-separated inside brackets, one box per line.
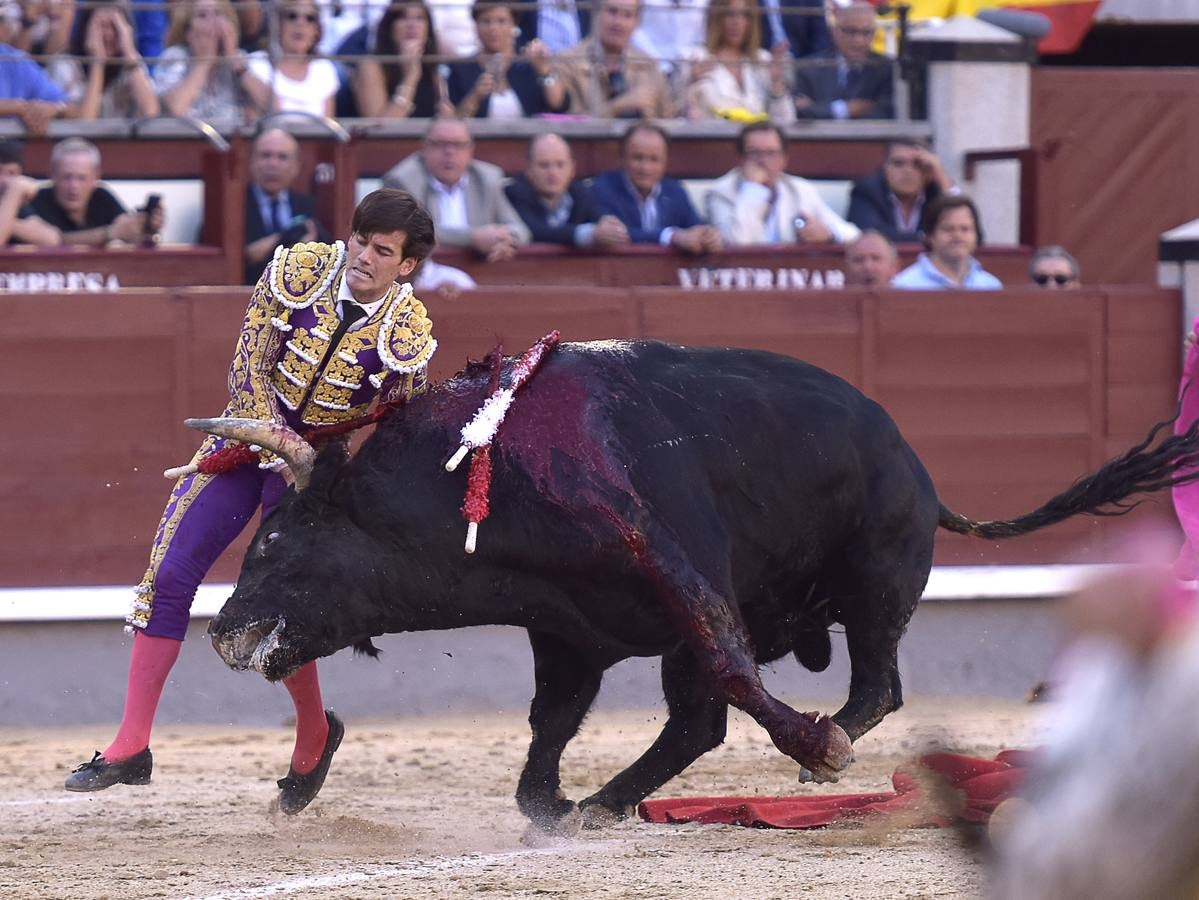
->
[505, 133, 629, 249]
[242, 0, 339, 118]
[154, 0, 248, 121]
[30, 137, 165, 246]
[632, 0, 707, 80]
[847, 138, 953, 243]
[516, 0, 588, 54]
[7, 0, 73, 57]
[759, 0, 829, 59]
[891, 194, 1001, 290]
[682, 0, 792, 123]
[1029, 245, 1081, 289]
[592, 122, 721, 255]
[843, 230, 898, 288]
[0, 32, 69, 135]
[382, 116, 530, 261]
[0, 138, 59, 245]
[354, 0, 445, 119]
[45, 0, 159, 119]
[243, 127, 331, 284]
[556, 0, 675, 119]
[792, 2, 891, 120]
[448, 0, 567, 119]
[705, 122, 860, 246]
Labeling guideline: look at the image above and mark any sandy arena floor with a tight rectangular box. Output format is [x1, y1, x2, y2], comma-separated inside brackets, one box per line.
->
[0, 697, 1037, 899]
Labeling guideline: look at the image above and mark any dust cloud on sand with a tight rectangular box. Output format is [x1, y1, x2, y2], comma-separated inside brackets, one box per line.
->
[0, 697, 1036, 899]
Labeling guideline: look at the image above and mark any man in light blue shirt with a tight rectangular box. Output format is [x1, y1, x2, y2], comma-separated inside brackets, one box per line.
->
[0, 42, 69, 134]
[891, 194, 1002, 290]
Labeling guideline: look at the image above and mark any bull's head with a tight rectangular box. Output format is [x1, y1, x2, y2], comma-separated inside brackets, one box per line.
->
[195, 418, 391, 682]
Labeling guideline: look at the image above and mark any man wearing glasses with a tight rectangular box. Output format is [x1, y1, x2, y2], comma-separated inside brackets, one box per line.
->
[792, 2, 892, 120]
[382, 115, 531, 262]
[847, 138, 955, 243]
[1029, 245, 1081, 289]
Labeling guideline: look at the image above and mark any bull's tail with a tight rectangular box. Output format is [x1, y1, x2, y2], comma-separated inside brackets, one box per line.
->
[938, 406, 1199, 540]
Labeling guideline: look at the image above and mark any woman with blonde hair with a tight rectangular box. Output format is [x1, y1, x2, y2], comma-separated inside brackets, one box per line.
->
[154, 0, 248, 121]
[682, 0, 793, 123]
[242, 0, 340, 118]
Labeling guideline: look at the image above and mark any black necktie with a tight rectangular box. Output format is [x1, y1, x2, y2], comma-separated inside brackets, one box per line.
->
[317, 299, 365, 374]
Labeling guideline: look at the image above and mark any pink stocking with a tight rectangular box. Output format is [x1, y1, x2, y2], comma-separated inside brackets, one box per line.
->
[102, 631, 182, 762]
[283, 661, 329, 774]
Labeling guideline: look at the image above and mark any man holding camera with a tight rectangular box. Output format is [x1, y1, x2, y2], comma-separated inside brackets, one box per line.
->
[244, 128, 331, 284]
[847, 138, 954, 243]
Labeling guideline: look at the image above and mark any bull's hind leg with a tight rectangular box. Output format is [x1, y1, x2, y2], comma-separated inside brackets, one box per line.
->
[623, 523, 853, 782]
[516, 630, 602, 833]
[828, 534, 933, 744]
[579, 644, 727, 825]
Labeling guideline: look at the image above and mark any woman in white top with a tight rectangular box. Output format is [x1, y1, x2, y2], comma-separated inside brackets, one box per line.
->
[682, 0, 794, 123]
[242, 0, 340, 118]
[154, 0, 248, 122]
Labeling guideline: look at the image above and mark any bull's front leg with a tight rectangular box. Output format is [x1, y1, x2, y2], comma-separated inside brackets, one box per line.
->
[515, 630, 602, 834]
[623, 523, 853, 783]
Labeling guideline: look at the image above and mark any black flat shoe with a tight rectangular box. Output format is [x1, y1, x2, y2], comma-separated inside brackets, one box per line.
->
[65, 749, 153, 792]
[277, 710, 344, 816]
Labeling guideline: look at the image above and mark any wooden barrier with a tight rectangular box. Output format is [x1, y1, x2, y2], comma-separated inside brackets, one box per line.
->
[0, 285, 1180, 589]
[0, 244, 1034, 292]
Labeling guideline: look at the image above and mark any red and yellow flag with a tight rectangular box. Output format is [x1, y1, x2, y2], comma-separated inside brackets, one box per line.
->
[867, 0, 1101, 54]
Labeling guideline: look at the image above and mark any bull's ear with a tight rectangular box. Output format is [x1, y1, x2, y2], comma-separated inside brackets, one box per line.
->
[305, 437, 351, 499]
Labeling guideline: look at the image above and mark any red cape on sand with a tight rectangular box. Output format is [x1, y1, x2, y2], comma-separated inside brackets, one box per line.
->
[638, 750, 1033, 829]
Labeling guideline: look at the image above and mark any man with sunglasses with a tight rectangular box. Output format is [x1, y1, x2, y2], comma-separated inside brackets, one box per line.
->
[792, 2, 892, 120]
[847, 138, 954, 243]
[1029, 245, 1080, 289]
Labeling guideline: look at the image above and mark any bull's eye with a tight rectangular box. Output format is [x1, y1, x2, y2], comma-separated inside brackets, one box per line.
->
[259, 531, 281, 556]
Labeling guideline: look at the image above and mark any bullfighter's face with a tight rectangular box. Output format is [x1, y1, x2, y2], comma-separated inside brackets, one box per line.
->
[207, 492, 386, 681]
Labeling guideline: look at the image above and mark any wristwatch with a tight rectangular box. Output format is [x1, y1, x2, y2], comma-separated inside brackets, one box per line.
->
[540, 73, 557, 88]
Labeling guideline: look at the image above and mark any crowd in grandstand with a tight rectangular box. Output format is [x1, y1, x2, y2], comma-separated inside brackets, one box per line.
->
[1, 0, 1083, 291]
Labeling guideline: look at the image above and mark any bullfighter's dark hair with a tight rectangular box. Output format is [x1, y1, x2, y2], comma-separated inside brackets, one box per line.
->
[620, 121, 671, 154]
[736, 122, 786, 156]
[920, 194, 985, 249]
[351, 188, 436, 261]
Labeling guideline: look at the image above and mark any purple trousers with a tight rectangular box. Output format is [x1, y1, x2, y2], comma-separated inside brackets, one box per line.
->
[131, 439, 287, 640]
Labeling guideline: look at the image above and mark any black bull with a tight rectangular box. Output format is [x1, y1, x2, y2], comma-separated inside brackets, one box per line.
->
[202, 340, 1199, 830]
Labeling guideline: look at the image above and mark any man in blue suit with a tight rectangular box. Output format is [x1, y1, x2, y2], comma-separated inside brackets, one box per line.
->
[591, 123, 722, 255]
[793, 3, 893, 120]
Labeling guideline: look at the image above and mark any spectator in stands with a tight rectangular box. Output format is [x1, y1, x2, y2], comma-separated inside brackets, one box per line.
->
[847, 138, 954, 243]
[843, 230, 898, 288]
[0, 16, 70, 135]
[242, 0, 339, 118]
[705, 122, 860, 246]
[154, 0, 248, 121]
[793, 2, 892, 120]
[0, 138, 59, 245]
[891, 194, 1001, 290]
[7, 0, 73, 58]
[592, 122, 721, 255]
[381, 115, 530, 260]
[516, 0, 588, 54]
[448, 0, 568, 119]
[1029, 245, 1081, 289]
[45, 0, 160, 119]
[354, 0, 446, 119]
[681, 0, 792, 123]
[759, 0, 829, 59]
[505, 133, 629, 249]
[30, 136, 165, 246]
[633, 0, 708, 80]
[556, 0, 675, 119]
[243, 128, 331, 284]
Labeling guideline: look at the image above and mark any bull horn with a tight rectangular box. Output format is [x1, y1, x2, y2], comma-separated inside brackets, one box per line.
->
[184, 417, 316, 491]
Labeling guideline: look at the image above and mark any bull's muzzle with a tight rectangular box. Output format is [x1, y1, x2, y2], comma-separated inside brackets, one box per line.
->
[210, 615, 286, 674]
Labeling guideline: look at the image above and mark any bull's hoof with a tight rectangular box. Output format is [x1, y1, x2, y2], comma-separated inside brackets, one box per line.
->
[579, 802, 631, 830]
[799, 748, 855, 784]
[797, 717, 854, 784]
[520, 804, 581, 845]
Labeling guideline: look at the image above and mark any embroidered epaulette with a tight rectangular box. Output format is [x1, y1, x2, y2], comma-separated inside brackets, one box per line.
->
[373, 283, 437, 384]
[269, 240, 346, 310]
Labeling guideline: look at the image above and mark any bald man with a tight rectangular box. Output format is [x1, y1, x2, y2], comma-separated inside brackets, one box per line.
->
[844, 230, 899, 287]
[504, 133, 629, 248]
[243, 128, 331, 284]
